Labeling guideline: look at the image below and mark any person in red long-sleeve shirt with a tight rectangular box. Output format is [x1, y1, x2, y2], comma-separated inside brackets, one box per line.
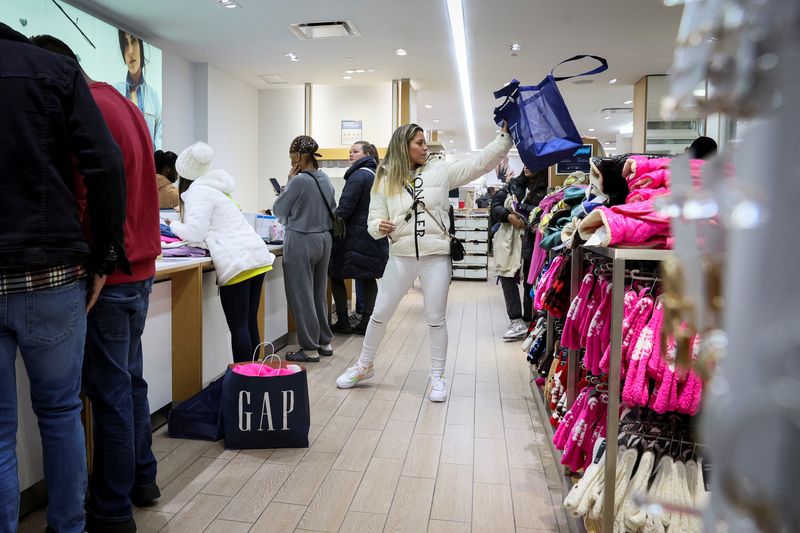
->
[32, 35, 161, 533]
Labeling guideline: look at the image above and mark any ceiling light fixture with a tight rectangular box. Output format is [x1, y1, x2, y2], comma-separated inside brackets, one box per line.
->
[355, 69, 365, 73]
[604, 141, 611, 145]
[449, 139, 454, 143]
[446, 0, 477, 152]
[395, 48, 407, 56]
[624, 100, 633, 104]
[509, 43, 522, 56]
[285, 53, 299, 62]
[588, 128, 596, 132]
[604, 116, 611, 120]
[223, 3, 236, 8]
[424, 104, 433, 109]
[432, 119, 440, 123]
[342, 75, 352, 80]
[609, 78, 617, 84]
[345, 69, 355, 74]
[619, 122, 634, 135]
[367, 68, 375, 72]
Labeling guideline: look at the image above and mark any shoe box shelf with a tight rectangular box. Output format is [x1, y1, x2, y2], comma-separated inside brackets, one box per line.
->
[452, 209, 489, 280]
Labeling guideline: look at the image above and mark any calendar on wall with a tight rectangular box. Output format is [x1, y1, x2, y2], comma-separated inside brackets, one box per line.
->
[340, 120, 363, 145]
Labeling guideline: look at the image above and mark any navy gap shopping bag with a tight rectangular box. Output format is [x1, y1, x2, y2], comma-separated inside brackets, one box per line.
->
[221, 360, 310, 449]
[494, 55, 608, 171]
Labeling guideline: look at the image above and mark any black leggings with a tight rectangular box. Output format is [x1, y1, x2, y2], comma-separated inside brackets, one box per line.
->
[331, 277, 378, 317]
[219, 273, 266, 362]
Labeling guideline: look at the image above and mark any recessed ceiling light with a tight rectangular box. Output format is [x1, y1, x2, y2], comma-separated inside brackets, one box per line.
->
[609, 78, 617, 84]
[624, 100, 633, 104]
[344, 57, 354, 61]
[604, 141, 611, 145]
[588, 128, 596, 132]
[367, 68, 375, 72]
[342, 76, 352, 80]
[432, 119, 440, 123]
[355, 69, 365, 74]
[395, 48, 407, 56]
[495, 129, 500, 133]
[604, 116, 611, 120]
[448, 139, 454, 143]
[223, 3, 236, 7]
[453, 149, 458, 152]
[509, 43, 521, 56]
[424, 104, 433, 109]
[285, 53, 299, 62]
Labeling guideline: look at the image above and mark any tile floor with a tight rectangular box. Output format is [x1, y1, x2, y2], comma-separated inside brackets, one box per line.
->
[20, 277, 568, 532]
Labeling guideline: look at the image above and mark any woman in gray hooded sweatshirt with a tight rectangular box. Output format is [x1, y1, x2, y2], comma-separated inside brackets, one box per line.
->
[273, 135, 336, 362]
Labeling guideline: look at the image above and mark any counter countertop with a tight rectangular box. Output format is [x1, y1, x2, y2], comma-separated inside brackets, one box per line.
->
[155, 244, 283, 278]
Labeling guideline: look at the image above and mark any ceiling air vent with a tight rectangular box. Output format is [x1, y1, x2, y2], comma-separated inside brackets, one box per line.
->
[290, 21, 361, 40]
[257, 74, 287, 85]
[599, 107, 633, 115]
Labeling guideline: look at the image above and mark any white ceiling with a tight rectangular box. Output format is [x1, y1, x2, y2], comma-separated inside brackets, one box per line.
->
[66, 0, 684, 153]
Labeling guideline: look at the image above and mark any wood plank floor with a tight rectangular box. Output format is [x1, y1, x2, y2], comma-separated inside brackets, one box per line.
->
[20, 277, 568, 533]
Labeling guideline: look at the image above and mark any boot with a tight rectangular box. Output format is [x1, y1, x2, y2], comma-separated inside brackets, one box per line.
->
[353, 313, 371, 335]
[331, 311, 353, 333]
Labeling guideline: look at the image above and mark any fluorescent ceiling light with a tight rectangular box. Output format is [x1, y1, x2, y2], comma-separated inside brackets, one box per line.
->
[619, 122, 634, 135]
[395, 48, 407, 56]
[624, 100, 633, 104]
[609, 78, 617, 84]
[446, 0, 476, 152]
[588, 128, 596, 132]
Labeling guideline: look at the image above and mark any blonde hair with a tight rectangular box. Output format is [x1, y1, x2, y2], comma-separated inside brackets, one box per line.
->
[374, 123, 424, 196]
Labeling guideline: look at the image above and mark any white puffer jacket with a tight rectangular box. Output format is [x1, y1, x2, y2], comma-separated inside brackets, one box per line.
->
[169, 169, 275, 285]
[368, 133, 512, 257]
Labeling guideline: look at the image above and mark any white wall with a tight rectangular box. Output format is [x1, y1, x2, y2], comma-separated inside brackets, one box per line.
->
[162, 51, 195, 152]
[205, 66, 260, 211]
[311, 84, 393, 149]
[258, 87, 306, 208]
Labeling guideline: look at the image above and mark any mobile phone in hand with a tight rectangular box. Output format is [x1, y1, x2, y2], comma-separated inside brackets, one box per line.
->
[270, 178, 282, 195]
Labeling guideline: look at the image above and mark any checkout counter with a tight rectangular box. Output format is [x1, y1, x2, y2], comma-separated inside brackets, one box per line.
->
[16, 244, 287, 509]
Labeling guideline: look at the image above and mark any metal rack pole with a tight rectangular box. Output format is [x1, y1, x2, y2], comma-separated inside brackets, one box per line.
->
[566, 246, 582, 408]
[601, 256, 626, 533]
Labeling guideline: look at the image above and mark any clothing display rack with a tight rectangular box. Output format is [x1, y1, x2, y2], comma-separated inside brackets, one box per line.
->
[529, 244, 673, 533]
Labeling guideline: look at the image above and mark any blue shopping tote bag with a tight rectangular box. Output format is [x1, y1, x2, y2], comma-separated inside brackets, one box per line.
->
[493, 55, 608, 171]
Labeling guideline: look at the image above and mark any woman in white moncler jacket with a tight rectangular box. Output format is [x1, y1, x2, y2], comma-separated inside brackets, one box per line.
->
[336, 123, 511, 401]
[168, 142, 275, 362]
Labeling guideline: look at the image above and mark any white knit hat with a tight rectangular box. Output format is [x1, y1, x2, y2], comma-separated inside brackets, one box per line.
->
[176, 142, 214, 180]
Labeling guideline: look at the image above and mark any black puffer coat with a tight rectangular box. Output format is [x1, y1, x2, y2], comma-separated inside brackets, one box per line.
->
[491, 173, 548, 261]
[328, 157, 389, 279]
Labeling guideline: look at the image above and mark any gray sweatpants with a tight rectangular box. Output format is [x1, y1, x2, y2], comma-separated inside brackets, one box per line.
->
[283, 229, 333, 351]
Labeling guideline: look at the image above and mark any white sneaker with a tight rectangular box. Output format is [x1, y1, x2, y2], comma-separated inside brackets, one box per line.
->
[429, 374, 448, 402]
[336, 362, 374, 389]
[503, 319, 528, 341]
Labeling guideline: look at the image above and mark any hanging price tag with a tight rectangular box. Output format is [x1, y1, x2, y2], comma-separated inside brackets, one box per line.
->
[593, 438, 607, 464]
[702, 460, 712, 491]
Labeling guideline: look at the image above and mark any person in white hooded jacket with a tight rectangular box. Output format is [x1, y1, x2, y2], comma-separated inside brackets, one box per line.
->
[167, 142, 275, 362]
[336, 122, 511, 402]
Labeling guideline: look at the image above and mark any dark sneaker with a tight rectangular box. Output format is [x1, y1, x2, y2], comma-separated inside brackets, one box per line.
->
[285, 349, 320, 362]
[131, 483, 161, 507]
[330, 316, 352, 333]
[85, 514, 136, 533]
[318, 344, 333, 357]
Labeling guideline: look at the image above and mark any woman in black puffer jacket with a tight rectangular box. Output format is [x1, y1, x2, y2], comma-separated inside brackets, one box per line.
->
[329, 142, 389, 333]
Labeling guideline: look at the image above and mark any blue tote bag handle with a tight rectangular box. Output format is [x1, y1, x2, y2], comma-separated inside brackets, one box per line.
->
[550, 55, 608, 82]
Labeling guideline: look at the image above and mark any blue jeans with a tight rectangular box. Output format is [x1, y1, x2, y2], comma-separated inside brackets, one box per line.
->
[0, 280, 88, 533]
[83, 278, 156, 521]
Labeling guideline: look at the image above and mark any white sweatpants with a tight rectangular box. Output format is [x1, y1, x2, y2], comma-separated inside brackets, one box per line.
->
[359, 254, 451, 376]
